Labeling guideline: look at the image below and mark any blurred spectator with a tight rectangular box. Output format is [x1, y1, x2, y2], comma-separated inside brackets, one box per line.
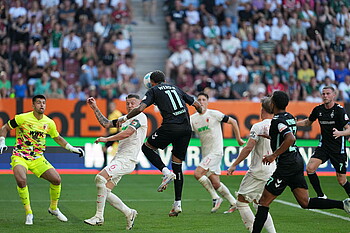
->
[63, 30, 82, 58]
[208, 45, 227, 73]
[338, 75, 350, 102]
[329, 35, 347, 64]
[221, 17, 238, 37]
[117, 53, 138, 93]
[166, 0, 186, 34]
[199, 0, 216, 26]
[292, 33, 308, 55]
[232, 73, 248, 99]
[29, 42, 50, 68]
[11, 15, 29, 43]
[99, 42, 116, 69]
[193, 45, 209, 73]
[13, 77, 27, 98]
[77, 14, 94, 37]
[227, 58, 248, 83]
[336, 5, 350, 26]
[258, 31, 276, 55]
[27, 58, 44, 96]
[305, 89, 322, 103]
[0, 71, 10, 98]
[28, 15, 43, 42]
[49, 59, 67, 89]
[254, 18, 270, 42]
[221, 31, 241, 56]
[185, 4, 200, 26]
[276, 46, 295, 75]
[77, 45, 98, 65]
[248, 74, 266, 97]
[319, 76, 338, 94]
[67, 83, 86, 100]
[305, 76, 320, 96]
[290, 19, 307, 40]
[113, 31, 131, 57]
[58, 0, 76, 26]
[334, 61, 350, 83]
[93, 0, 112, 21]
[193, 71, 216, 95]
[99, 67, 118, 99]
[9, 0, 27, 20]
[267, 75, 285, 95]
[324, 18, 343, 43]
[79, 58, 98, 89]
[299, 3, 316, 28]
[271, 18, 290, 41]
[165, 44, 193, 80]
[94, 15, 112, 40]
[243, 44, 260, 68]
[33, 72, 50, 96]
[41, 0, 60, 9]
[169, 31, 187, 53]
[75, 0, 94, 23]
[202, 17, 220, 41]
[297, 60, 315, 84]
[238, 3, 253, 24]
[28, 1, 43, 23]
[47, 79, 65, 99]
[0, 40, 10, 73]
[49, 23, 63, 58]
[316, 62, 335, 83]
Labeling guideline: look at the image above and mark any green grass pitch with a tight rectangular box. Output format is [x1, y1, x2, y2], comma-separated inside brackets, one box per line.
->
[0, 174, 349, 233]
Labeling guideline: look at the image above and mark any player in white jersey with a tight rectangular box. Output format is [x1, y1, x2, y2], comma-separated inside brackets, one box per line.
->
[191, 92, 245, 213]
[227, 97, 276, 233]
[84, 94, 147, 230]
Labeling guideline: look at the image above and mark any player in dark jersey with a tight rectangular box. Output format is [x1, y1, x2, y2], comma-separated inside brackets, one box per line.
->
[116, 70, 203, 217]
[297, 86, 350, 198]
[252, 91, 350, 233]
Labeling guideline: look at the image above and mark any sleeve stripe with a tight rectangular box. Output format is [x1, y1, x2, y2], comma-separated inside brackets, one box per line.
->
[8, 119, 18, 129]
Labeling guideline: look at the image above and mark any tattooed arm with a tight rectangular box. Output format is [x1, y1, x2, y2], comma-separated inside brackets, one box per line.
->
[86, 97, 114, 128]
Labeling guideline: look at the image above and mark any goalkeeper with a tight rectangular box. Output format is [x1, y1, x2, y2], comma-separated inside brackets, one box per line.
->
[0, 95, 84, 225]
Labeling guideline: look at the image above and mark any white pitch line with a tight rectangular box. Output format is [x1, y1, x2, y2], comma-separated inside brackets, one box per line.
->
[275, 199, 350, 222]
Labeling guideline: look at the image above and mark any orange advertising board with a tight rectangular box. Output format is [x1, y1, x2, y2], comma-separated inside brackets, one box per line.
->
[0, 99, 338, 139]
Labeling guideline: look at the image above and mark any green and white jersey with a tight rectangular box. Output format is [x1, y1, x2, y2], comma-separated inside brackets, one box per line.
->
[190, 109, 224, 157]
[8, 111, 59, 160]
[115, 113, 147, 163]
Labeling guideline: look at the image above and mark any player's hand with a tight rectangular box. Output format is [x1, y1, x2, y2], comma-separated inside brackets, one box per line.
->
[227, 165, 236, 175]
[333, 128, 342, 139]
[0, 136, 8, 154]
[238, 138, 245, 146]
[95, 137, 107, 143]
[71, 147, 85, 157]
[262, 154, 276, 165]
[86, 97, 97, 110]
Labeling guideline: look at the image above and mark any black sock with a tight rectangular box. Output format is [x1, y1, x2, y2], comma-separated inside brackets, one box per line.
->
[307, 198, 343, 209]
[252, 206, 269, 233]
[172, 161, 183, 201]
[342, 181, 350, 197]
[308, 173, 324, 197]
[141, 144, 165, 171]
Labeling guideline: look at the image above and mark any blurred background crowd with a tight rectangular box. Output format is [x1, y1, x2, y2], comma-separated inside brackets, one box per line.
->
[1, 0, 350, 103]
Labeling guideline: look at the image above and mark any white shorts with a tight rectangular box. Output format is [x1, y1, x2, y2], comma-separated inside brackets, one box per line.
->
[104, 157, 136, 186]
[237, 172, 267, 203]
[199, 154, 222, 175]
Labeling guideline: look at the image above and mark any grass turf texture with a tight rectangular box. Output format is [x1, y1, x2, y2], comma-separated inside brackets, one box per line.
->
[0, 174, 349, 233]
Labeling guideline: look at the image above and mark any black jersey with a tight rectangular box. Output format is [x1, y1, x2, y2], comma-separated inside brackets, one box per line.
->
[270, 112, 300, 168]
[142, 83, 195, 125]
[309, 103, 349, 154]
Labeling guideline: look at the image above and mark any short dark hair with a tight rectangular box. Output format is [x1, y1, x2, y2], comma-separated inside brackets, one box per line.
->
[261, 97, 273, 114]
[197, 92, 209, 99]
[126, 93, 140, 99]
[322, 86, 335, 92]
[271, 91, 289, 110]
[32, 95, 46, 103]
[150, 70, 165, 84]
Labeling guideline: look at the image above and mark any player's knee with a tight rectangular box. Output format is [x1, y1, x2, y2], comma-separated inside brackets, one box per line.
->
[236, 200, 249, 208]
[213, 182, 221, 190]
[51, 176, 61, 186]
[193, 168, 203, 180]
[16, 180, 27, 188]
[95, 174, 107, 188]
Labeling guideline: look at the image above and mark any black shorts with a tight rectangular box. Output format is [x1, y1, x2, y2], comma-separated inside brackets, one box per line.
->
[147, 124, 192, 161]
[265, 160, 308, 196]
[311, 147, 348, 174]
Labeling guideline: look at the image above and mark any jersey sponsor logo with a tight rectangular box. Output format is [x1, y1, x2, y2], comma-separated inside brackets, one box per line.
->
[319, 121, 335, 125]
[151, 132, 158, 139]
[198, 125, 209, 132]
[173, 109, 186, 116]
[29, 131, 44, 139]
[277, 123, 288, 132]
[319, 112, 322, 117]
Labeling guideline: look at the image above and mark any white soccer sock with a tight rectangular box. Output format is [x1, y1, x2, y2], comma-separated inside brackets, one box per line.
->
[174, 200, 182, 207]
[106, 189, 131, 216]
[198, 176, 220, 199]
[253, 202, 276, 233]
[217, 182, 236, 205]
[162, 167, 171, 175]
[95, 175, 108, 219]
[237, 201, 255, 232]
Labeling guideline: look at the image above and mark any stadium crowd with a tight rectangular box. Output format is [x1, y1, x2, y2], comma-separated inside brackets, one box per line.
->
[164, 0, 350, 102]
[0, 0, 138, 100]
[1, 0, 350, 103]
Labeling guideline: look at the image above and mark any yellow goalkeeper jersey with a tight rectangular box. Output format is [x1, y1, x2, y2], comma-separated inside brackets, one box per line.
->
[8, 111, 59, 160]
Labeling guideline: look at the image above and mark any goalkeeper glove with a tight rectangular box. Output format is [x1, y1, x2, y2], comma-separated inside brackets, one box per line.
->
[0, 136, 8, 154]
[65, 143, 85, 157]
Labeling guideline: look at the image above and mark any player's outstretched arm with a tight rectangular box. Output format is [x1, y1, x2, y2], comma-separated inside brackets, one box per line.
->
[95, 127, 136, 143]
[263, 132, 295, 165]
[117, 103, 147, 126]
[53, 136, 85, 157]
[227, 117, 245, 146]
[0, 124, 10, 154]
[227, 138, 256, 175]
[333, 124, 350, 139]
[192, 100, 203, 113]
[296, 118, 313, 127]
[86, 97, 114, 128]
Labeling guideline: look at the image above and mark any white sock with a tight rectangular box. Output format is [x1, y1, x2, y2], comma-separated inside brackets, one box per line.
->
[198, 176, 220, 199]
[253, 202, 276, 233]
[162, 167, 171, 175]
[174, 200, 181, 207]
[237, 201, 255, 232]
[106, 189, 131, 216]
[95, 175, 108, 219]
[217, 182, 236, 205]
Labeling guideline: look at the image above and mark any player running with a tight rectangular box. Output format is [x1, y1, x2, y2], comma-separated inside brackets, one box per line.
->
[116, 70, 202, 216]
[85, 94, 147, 230]
[191, 92, 244, 214]
[0, 95, 84, 225]
[297, 86, 350, 198]
[228, 97, 276, 232]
